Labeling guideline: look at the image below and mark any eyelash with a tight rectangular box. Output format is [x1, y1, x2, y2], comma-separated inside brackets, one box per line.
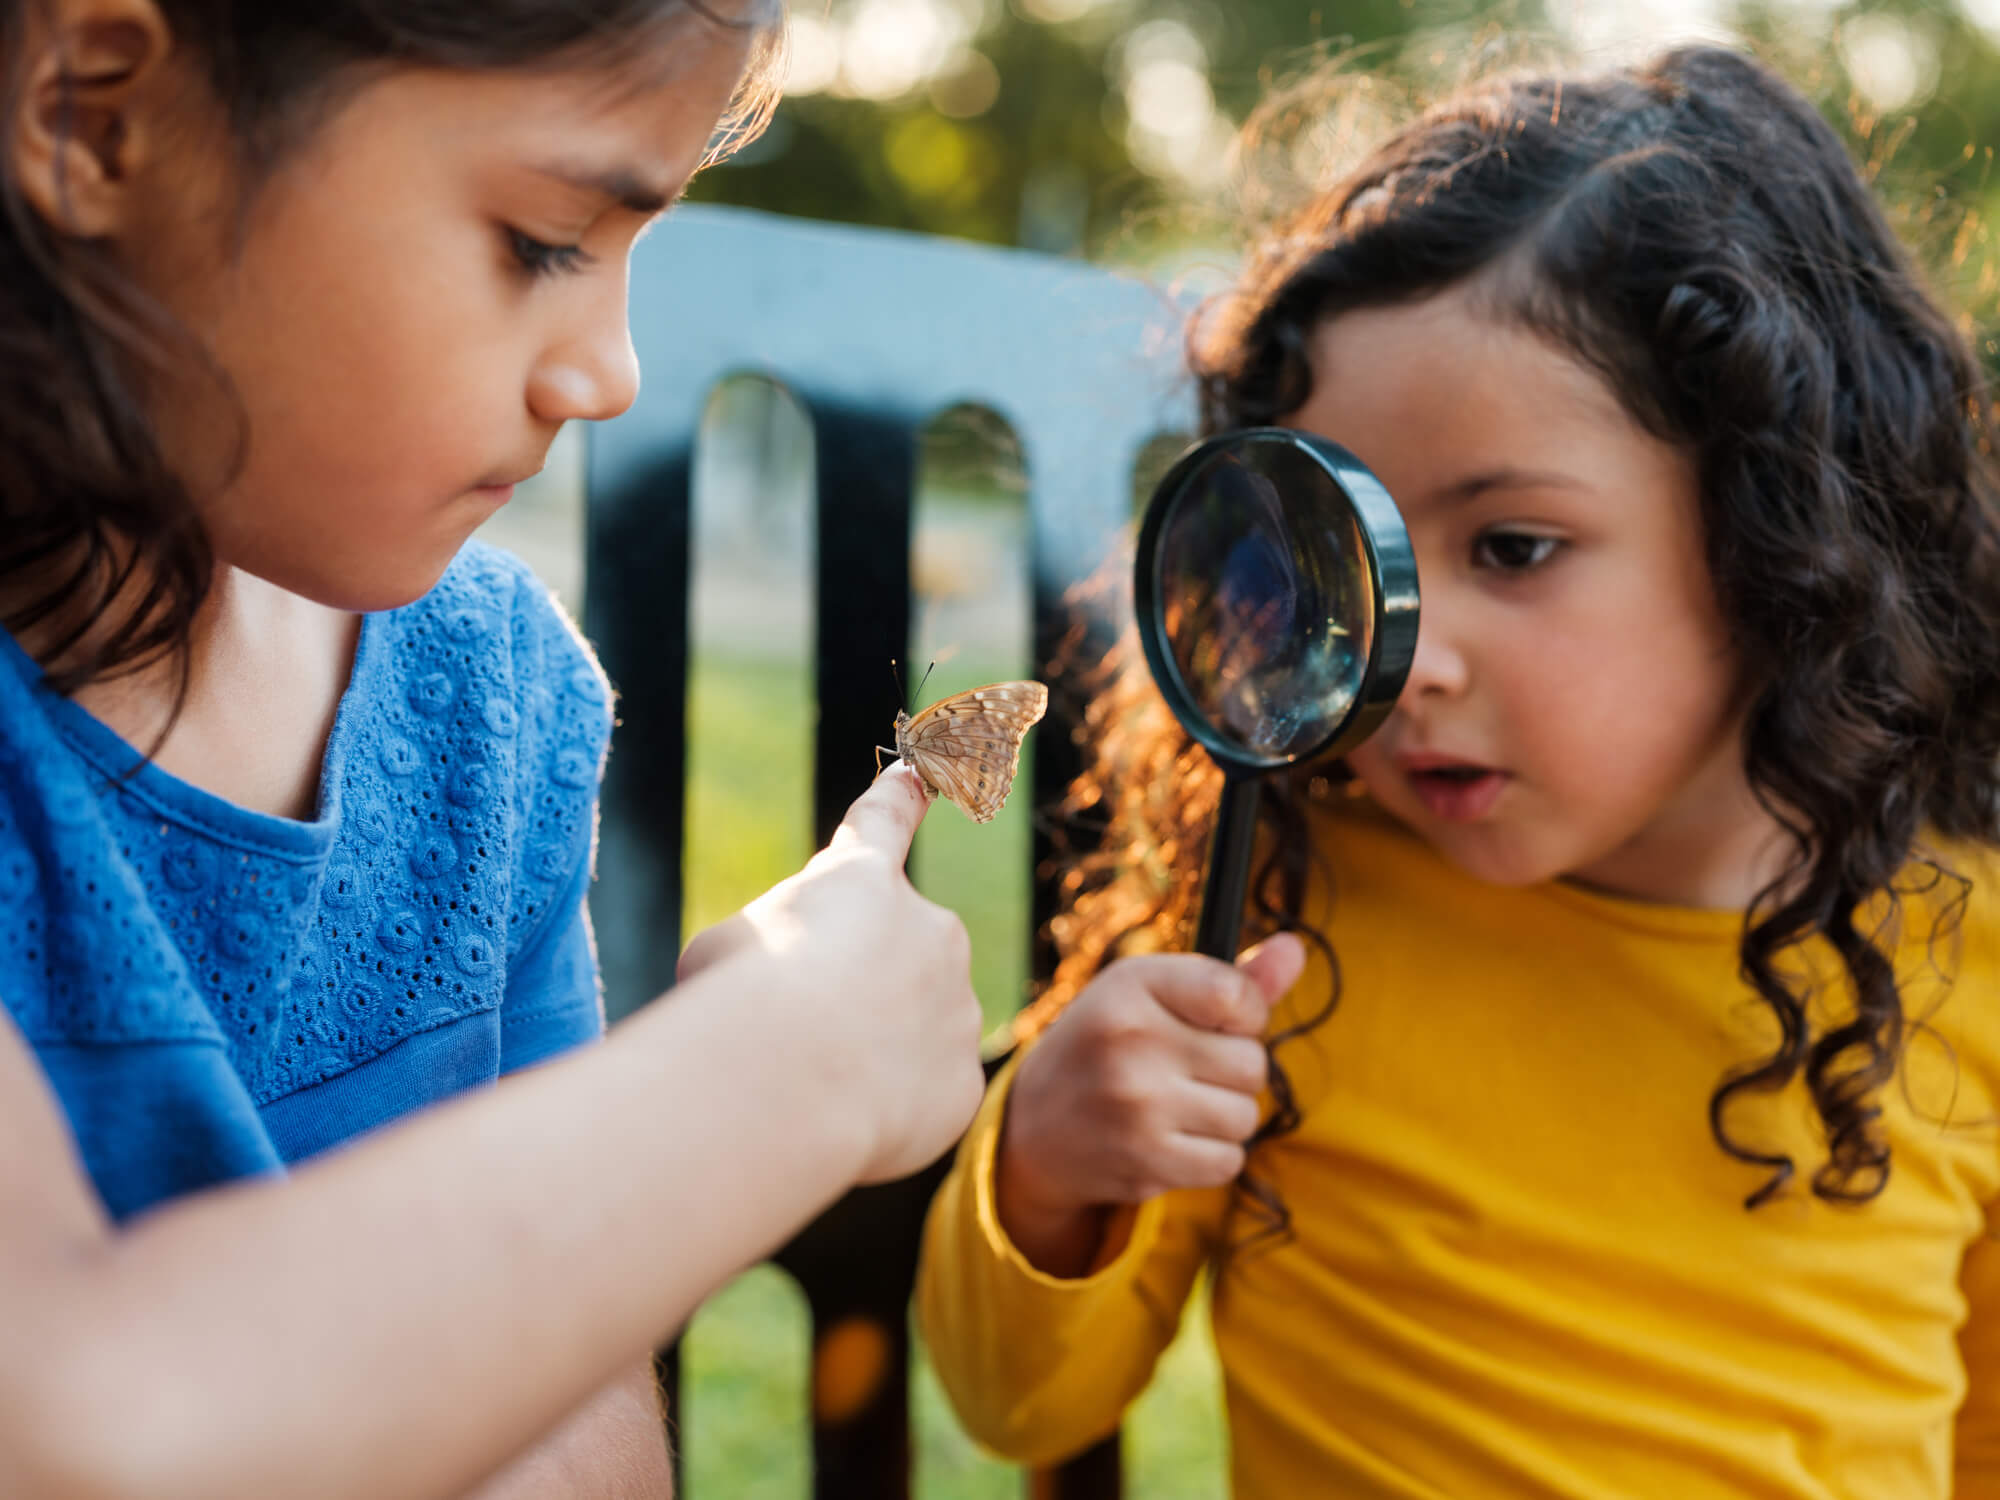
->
[506, 228, 592, 279]
[1473, 530, 1564, 573]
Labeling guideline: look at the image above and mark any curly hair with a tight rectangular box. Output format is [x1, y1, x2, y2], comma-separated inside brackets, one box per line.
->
[1042, 45, 2000, 1211]
[0, 0, 780, 706]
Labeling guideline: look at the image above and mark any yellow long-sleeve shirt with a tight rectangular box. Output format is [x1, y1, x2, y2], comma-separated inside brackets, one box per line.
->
[918, 802, 2000, 1498]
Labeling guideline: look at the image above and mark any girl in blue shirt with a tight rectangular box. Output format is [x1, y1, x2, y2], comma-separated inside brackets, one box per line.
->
[0, 2, 986, 1496]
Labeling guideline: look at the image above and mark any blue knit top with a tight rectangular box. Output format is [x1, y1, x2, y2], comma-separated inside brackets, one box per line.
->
[0, 542, 613, 1221]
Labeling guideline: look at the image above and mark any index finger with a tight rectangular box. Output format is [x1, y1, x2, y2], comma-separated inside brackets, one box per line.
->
[830, 762, 934, 859]
[1118, 953, 1275, 1039]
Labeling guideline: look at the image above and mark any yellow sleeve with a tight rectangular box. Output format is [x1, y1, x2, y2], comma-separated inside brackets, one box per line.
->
[1959, 1213, 2000, 1496]
[915, 1052, 1225, 1467]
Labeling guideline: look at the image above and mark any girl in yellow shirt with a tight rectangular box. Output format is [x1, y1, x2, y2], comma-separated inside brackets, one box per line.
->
[917, 45, 2000, 1499]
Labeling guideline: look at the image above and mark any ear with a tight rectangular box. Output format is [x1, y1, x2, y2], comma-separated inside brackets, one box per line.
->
[8, 0, 175, 239]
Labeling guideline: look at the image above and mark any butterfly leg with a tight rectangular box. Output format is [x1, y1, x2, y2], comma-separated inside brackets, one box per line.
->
[874, 745, 901, 778]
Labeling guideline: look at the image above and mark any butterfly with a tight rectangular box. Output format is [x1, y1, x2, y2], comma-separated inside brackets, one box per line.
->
[877, 680, 1050, 824]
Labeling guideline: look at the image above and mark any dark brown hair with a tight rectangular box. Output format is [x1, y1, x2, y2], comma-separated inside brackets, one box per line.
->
[1045, 45, 2000, 1211]
[0, 0, 780, 700]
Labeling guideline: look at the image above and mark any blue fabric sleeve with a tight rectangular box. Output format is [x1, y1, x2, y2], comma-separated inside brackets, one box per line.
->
[499, 832, 605, 1072]
[477, 542, 613, 1076]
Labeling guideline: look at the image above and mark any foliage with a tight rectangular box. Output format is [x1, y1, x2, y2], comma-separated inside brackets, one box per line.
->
[691, 0, 1536, 254]
[691, 0, 2000, 346]
[1739, 1, 2000, 333]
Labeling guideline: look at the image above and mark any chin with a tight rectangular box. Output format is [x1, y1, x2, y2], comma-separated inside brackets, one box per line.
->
[1420, 827, 1570, 890]
[265, 548, 468, 615]
[1449, 852, 1561, 889]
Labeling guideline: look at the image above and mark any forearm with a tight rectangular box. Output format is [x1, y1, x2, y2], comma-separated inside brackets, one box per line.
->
[9, 953, 864, 1500]
[919, 1151, 1156, 1466]
[463, 1363, 669, 1500]
[916, 1071, 1196, 1467]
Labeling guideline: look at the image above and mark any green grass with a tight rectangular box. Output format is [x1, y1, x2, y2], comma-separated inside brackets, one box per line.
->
[678, 650, 1229, 1497]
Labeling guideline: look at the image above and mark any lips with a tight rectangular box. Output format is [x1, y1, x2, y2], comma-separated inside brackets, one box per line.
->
[1398, 754, 1510, 822]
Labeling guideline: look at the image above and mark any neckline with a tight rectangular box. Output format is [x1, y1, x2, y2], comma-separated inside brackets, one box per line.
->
[0, 612, 380, 860]
[1327, 796, 1747, 943]
[1539, 873, 1745, 942]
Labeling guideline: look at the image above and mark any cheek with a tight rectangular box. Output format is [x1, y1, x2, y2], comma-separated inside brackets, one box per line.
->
[1342, 738, 1411, 814]
[1506, 602, 1737, 795]
[219, 276, 503, 487]
[223, 191, 509, 433]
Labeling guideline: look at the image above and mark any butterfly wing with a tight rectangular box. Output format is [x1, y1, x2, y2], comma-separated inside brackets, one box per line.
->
[899, 680, 1050, 823]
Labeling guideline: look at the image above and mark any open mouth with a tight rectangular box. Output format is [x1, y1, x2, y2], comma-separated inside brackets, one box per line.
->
[1406, 762, 1508, 821]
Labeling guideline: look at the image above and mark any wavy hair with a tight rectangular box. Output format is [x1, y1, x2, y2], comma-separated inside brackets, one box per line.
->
[0, 0, 781, 704]
[1043, 45, 2000, 1212]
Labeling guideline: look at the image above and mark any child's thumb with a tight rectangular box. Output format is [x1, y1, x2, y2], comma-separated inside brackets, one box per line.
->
[1237, 932, 1307, 1007]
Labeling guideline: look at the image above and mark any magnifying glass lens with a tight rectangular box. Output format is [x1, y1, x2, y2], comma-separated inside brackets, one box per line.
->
[1154, 446, 1377, 763]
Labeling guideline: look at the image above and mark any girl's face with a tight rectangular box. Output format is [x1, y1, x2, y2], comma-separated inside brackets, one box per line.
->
[124, 27, 753, 612]
[1294, 285, 1777, 906]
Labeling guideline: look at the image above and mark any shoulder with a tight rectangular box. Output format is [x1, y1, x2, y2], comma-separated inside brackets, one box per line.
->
[410, 540, 604, 682]
[399, 543, 614, 923]
[1861, 836, 2000, 1093]
[1916, 836, 2000, 974]
[0, 648, 217, 1050]
[388, 541, 614, 764]
[0, 661, 67, 1036]
[325, 542, 615, 982]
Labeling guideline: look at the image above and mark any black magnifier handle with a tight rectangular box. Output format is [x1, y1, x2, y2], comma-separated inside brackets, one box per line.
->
[1193, 774, 1262, 960]
[1139, 428, 1418, 965]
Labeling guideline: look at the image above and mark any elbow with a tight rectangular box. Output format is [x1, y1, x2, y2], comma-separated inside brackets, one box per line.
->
[958, 1398, 1120, 1471]
[921, 1341, 1115, 1470]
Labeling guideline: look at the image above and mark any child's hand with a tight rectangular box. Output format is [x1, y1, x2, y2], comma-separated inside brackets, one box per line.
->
[995, 936, 1305, 1274]
[676, 763, 985, 1185]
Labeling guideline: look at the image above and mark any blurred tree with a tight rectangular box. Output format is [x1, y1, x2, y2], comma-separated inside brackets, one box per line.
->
[688, 0, 1531, 254]
[1736, 0, 2000, 329]
[688, 0, 2000, 337]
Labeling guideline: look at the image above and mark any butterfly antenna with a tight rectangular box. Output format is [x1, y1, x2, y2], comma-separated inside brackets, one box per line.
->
[915, 660, 937, 707]
[890, 657, 906, 708]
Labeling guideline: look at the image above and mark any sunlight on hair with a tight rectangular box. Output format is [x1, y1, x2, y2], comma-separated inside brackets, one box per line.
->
[1223, 56, 1408, 231]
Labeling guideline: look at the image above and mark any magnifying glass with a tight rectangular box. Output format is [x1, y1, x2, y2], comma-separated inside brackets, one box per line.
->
[1133, 428, 1419, 960]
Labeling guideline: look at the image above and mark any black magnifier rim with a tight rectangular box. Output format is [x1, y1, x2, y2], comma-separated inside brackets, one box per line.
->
[1133, 427, 1419, 774]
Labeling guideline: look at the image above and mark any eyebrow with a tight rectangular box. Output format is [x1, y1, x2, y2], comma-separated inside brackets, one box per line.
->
[531, 160, 676, 215]
[1424, 465, 1589, 509]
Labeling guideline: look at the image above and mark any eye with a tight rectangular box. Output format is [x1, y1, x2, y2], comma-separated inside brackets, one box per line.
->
[505, 227, 592, 279]
[1473, 529, 1564, 573]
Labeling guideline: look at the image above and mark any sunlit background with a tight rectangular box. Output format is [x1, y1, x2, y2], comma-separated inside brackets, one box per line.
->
[486, 1, 2000, 1493]
[693, 0, 2000, 310]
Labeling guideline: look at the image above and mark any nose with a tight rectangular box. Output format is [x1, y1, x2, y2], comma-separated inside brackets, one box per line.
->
[527, 271, 641, 425]
[1398, 596, 1470, 703]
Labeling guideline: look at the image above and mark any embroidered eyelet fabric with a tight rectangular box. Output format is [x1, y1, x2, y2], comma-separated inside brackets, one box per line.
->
[0, 542, 613, 1220]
